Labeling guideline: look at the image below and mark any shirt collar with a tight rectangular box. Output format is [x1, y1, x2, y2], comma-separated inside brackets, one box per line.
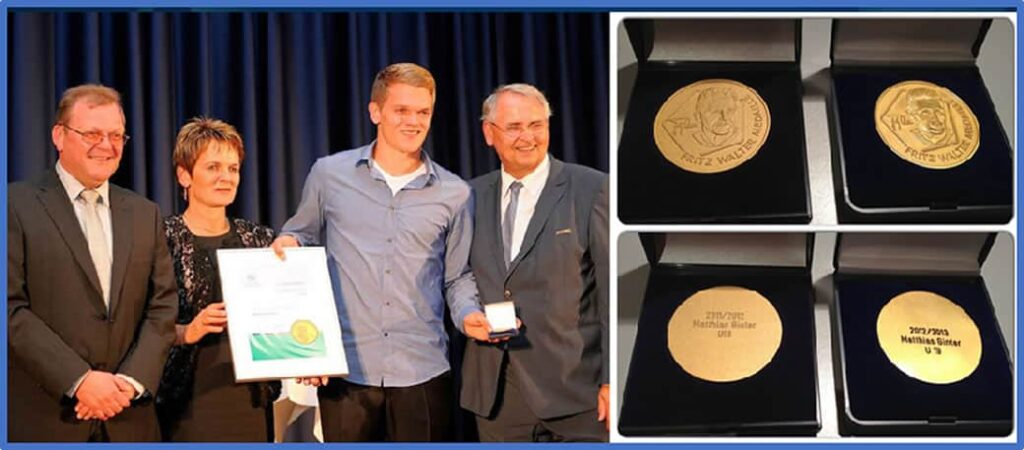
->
[55, 160, 110, 205]
[501, 154, 550, 196]
[356, 140, 438, 186]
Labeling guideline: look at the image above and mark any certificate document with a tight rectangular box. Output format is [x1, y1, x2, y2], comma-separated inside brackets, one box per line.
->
[217, 247, 348, 382]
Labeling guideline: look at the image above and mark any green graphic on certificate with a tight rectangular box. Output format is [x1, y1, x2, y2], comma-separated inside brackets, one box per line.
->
[218, 247, 349, 380]
[250, 332, 327, 361]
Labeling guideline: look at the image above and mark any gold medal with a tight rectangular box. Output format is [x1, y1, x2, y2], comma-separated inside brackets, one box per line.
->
[876, 291, 982, 384]
[653, 79, 771, 174]
[875, 80, 980, 169]
[667, 286, 782, 382]
[290, 319, 320, 345]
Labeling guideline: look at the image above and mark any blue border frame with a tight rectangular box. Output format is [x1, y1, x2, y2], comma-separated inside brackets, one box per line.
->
[1, 1, 1020, 449]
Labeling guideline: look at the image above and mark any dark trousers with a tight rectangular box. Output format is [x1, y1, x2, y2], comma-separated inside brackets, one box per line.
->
[88, 422, 110, 442]
[317, 372, 452, 442]
[475, 366, 607, 442]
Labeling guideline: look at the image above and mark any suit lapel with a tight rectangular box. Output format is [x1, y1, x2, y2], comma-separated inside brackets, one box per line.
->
[482, 174, 507, 275]
[34, 172, 107, 316]
[108, 188, 133, 316]
[507, 159, 567, 278]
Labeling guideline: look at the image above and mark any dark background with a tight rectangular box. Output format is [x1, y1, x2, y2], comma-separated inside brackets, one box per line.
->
[9, 11, 609, 230]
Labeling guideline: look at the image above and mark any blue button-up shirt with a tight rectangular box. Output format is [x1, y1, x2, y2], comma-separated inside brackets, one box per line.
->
[282, 143, 481, 387]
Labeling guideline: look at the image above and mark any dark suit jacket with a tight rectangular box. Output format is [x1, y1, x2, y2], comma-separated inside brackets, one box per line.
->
[7, 169, 178, 442]
[461, 157, 609, 420]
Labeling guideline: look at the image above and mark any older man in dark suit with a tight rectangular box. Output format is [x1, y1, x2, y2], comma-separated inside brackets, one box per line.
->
[460, 84, 609, 442]
[8, 84, 178, 441]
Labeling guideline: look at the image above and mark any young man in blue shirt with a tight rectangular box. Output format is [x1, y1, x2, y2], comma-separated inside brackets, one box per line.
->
[272, 63, 492, 441]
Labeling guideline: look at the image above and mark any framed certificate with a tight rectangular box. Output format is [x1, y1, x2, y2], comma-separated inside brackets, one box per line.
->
[217, 247, 348, 382]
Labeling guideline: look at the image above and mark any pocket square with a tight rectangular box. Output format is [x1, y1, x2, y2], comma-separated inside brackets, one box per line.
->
[555, 228, 573, 235]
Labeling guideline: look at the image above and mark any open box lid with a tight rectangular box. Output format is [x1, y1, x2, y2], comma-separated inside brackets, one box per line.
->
[625, 18, 800, 64]
[833, 233, 994, 275]
[831, 18, 991, 65]
[640, 233, 812, 269]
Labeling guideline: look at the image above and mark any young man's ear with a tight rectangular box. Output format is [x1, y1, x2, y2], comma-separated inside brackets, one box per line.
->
[368, 102, 382, 125]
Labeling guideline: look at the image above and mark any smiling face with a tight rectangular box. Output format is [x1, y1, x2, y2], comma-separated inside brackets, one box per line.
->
[907, 94, 949, 140]
[177, 141, 241, 208]
[52, 101, 125, 188]
[482, 92, 550, 179]
[369, 82, 434, 156]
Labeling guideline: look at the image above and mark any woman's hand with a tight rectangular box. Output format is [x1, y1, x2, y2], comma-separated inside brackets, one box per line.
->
[183, 302, 228, 344]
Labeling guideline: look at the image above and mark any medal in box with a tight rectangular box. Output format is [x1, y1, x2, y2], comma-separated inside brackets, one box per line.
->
[619, 233, 820, 436]
[827, 19, 1012, 223]
[618, 19, 812, 223]
[831, 233, 1012, 435]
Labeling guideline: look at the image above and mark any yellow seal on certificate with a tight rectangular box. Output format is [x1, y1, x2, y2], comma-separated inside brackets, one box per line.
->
[875, 80, 980, 169]
[653, 79, 771, 174]
[291, 319, 320, 346]
[876, 290, 982, 384]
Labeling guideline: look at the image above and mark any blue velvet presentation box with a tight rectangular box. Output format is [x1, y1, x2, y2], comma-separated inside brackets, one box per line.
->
[618, 19, 811, 224]
[620, 234, 820, 436]
[827, 19, 1012, 223]
[831, 233, 1012, 436]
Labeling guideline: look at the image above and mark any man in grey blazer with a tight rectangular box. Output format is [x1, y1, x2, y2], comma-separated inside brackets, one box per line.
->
[7, 84, 178, 441]
[460, 84, 609, 441]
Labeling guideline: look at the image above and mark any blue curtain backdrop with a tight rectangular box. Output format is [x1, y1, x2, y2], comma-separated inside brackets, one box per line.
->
[9, 11, 609, 231]
[9, 11, 608, 441]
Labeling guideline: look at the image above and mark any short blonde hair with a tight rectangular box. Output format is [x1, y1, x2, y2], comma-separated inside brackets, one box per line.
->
[54, 84, 124, 125]
[370, 63, 436, 105]
[173, 117, 245, 173]
[480, 83, 552, 122]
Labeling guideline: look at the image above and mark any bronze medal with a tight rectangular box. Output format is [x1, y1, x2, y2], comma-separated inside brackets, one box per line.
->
[875, 80, 980, 169]
[876, 291, 982, 384]
[667, 286, 782, 382]
[653, 79, 771, 174]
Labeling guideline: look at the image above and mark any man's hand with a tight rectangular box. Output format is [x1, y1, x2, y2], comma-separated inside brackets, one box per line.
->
[295, 376, 330, 387]
[73, 371, 132, 421]
[462, 311, 492, 341]
[76, 376, 138, 421]
[462, 311, 521, 343]
[183, 302, 227, 344]
[597, 384, 610, 431]
[112, 375, 138, 399]
[271, 235, 300, 260]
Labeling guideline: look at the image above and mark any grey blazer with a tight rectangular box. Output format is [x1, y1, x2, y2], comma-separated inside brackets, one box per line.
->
[460, 157, 609, 419]
[7, 169, 178, 441]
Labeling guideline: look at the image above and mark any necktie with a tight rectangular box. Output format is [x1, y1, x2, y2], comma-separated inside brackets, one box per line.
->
[502, 181, 523, 268]
[80, 189, 111, 309]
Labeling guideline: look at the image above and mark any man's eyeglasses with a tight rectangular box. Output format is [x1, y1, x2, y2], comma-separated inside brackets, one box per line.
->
[487, 120, 549, 140]
[62, 125, 130, 147]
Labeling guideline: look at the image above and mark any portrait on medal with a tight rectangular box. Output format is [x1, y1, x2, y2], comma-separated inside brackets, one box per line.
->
[653, 79, 770, 174]
[874, 80, 980, 170]
[879, 85, 960, 152]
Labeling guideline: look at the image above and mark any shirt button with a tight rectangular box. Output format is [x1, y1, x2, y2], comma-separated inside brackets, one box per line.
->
[386, 238, 393, 243]
[384, 332, 389, 337]
[385, 269, 392, 274]
[504, 290, 512, 298]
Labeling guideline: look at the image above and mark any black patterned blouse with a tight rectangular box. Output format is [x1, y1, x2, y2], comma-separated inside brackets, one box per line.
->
[155, 215, 280, 423]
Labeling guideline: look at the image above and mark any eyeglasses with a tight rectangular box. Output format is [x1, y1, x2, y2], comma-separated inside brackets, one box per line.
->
[487, 120, 549, 140]
[62, 124, 130, 147]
